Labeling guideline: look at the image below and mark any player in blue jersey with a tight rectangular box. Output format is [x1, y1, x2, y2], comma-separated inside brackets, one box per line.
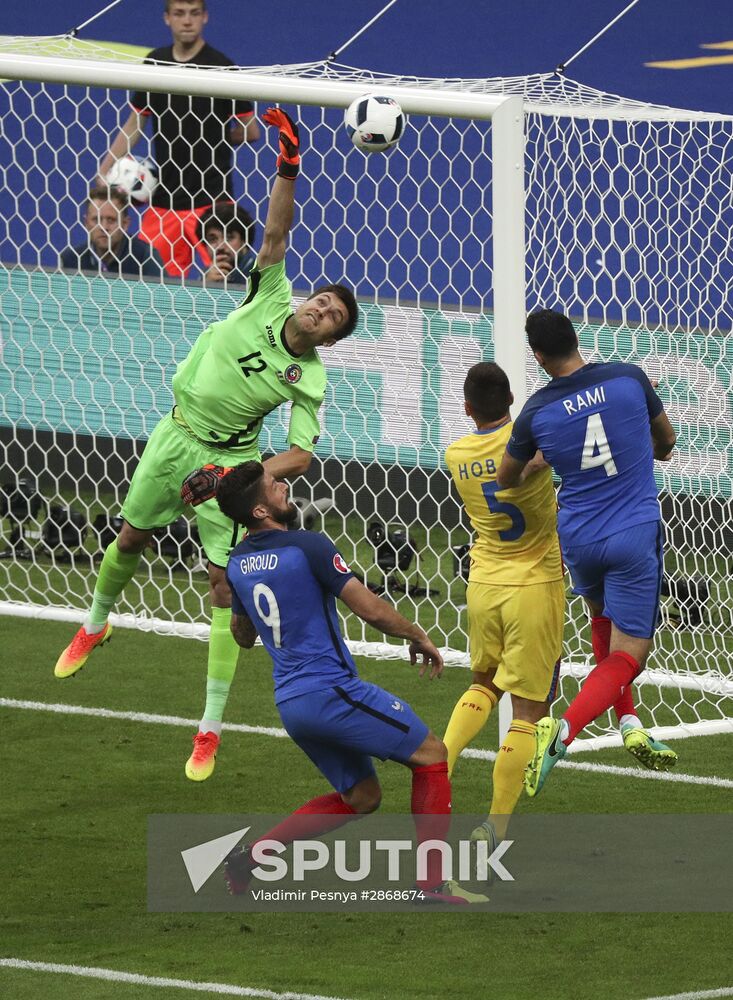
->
[212, 460, 488, 905]
[496, 309, 679, 796]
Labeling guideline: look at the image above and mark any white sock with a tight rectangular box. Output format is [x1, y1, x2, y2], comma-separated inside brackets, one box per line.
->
[559, 718, 570, 743]
[199, 719, 223, 736]
[619, 713, 642, 731]
[82, 616, 107, 635]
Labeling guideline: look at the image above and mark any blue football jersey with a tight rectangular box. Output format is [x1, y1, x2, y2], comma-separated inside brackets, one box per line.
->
[226, 529, 357, 704]
[507, 362, 664, 547]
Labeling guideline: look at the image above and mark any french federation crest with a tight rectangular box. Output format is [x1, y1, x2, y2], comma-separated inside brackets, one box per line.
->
[284, 363, 302, 384]
[333, 553, 350, 574]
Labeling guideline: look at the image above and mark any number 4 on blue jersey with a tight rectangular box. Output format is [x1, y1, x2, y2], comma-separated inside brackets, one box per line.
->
[581, 413, 618, 477]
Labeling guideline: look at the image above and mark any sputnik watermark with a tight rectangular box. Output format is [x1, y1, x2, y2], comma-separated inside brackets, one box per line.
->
[180, 826, 252, 893]
[150, 814, 733, 912]
[181, 828, 514, 893]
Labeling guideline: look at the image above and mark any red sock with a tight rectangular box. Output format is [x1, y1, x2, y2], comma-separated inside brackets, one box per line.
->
[564, 651, 640, 743]
[253, 792, 357, 852]
[591, 616, 637, 721]
[411, 762, 451, 891]
[612, 681, 636, 720]
[590, 616, 611, 664]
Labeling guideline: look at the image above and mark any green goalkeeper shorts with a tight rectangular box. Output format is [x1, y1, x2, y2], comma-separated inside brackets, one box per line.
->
[120, 411, 260, 568]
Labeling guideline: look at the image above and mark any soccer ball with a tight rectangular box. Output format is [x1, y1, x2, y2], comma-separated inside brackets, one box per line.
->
[105, 154, 158, 203]
[344, 94, 406, 153]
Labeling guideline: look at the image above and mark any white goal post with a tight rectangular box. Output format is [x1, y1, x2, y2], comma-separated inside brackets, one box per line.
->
[0, 37, 731, 752]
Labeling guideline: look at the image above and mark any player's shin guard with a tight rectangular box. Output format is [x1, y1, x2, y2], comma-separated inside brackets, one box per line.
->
[202, 607, 240, 723]
[564, 651, 640, 743]
[411, 762, 452, 891]
[490, 720, 537, 839]
[87, 540, 141, 631]
[443, 684, 498, 776]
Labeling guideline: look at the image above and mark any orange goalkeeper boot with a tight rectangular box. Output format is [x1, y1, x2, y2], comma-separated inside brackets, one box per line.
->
[185, 730, 220, 781]
[54, 623, 113, 678]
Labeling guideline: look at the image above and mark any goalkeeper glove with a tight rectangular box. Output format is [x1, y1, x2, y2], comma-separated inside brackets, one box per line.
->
[262, 106, 300, 179]
[180, 464, 232, 507]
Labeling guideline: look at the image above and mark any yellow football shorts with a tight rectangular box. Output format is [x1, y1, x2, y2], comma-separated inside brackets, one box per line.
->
[466, 578, 565, 702]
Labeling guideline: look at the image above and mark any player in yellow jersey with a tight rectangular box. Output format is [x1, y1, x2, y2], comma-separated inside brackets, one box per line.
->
[443, 361, 564, 845]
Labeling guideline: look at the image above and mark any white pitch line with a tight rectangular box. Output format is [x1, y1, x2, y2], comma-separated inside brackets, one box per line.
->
[2, 697, 732, 790]
[639, 988, 733, 1000]
[0, 698, 288, 739]
[462, 746, 733, 788]
[0, 958, 356, 1000]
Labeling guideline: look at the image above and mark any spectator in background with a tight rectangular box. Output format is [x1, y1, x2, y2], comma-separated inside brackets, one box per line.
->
[97, 0, 260, 279]
[196, 203, 256, 285]
[60, 186, 164, 278]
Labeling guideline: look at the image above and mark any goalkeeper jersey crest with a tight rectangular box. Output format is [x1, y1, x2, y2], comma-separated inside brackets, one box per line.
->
[171, 261, 326, 452]
[444, 420, 562, 586]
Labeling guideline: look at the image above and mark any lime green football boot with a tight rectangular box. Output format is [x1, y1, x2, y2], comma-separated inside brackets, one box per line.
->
[470, 819, 497, 850]
[622, 725, 678, 771]
[417, 880, 490, 905]
[524, 716, 566, 798]
[470, 819, 499, 885]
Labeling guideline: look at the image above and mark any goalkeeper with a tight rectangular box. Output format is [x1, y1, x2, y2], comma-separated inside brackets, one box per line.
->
[54, 108, 359, 783]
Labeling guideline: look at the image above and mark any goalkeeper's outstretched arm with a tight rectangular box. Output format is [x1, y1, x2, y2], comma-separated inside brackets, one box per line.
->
[257, 107, 301, 270]
[180, 451, 313, 511]
[262, 446, 312, 478]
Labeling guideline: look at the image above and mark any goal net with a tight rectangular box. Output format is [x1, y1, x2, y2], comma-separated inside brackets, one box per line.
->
[0, 36, 731, 750]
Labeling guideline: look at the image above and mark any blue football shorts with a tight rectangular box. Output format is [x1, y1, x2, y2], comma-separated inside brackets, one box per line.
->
[276, 677, 430, 793]
[561, 520, 664, 639]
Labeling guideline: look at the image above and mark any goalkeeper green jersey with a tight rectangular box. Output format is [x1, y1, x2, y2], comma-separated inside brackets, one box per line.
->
[171, 261, 326, 452]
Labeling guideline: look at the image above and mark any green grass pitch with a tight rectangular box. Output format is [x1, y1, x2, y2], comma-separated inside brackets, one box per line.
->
[1, 614, 732, 1000]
